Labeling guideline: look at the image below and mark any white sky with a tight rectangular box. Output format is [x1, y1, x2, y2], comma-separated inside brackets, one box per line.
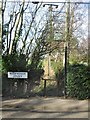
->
[6, 0, 90, 2]
[4, 0, 89, 50]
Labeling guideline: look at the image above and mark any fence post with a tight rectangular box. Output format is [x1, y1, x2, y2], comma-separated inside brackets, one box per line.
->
[43, 80, 46, 96]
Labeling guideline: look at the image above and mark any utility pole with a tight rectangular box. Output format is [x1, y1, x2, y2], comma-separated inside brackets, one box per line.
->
[88, 4, 90, 66]
[1, 0, 3, 55]
[64, 0, 70, 98]
[0, 1, 2, 53]
[70, 4, 74, 41]
[49, 5, 54, 42]
[43, 4, 58, 96]
[0, 0, 2, 102]
[48, 53, 51, 77]
[43, 4, 58, 78]
[48, 5, 53, 78]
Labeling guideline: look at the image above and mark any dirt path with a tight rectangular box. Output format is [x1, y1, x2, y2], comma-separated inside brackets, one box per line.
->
[2, 97, 89, 118]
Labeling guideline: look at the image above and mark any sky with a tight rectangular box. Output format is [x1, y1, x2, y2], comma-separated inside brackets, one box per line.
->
[4, 0, 89, 50]
[6, 0, 90, 2]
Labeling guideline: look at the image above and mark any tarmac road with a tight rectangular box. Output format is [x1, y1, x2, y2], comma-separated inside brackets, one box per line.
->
[1, 97, 89, 118]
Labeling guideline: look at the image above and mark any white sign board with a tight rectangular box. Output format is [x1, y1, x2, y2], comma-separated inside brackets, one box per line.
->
[8, 72, 28, 79]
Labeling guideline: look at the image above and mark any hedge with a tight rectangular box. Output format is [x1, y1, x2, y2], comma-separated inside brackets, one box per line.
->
[67, 64, 90, 100]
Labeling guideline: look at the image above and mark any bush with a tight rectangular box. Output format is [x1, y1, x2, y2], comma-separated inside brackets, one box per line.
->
[67, 64, 90, 100]
[2, 53, 27, 73]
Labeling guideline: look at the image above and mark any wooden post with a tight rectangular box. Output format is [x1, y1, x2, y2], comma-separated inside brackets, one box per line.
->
[64, 1, 70, 98]
[57, 80, 59, 96]
[43, 80, 46, 96]
[64, 46, 67, 98]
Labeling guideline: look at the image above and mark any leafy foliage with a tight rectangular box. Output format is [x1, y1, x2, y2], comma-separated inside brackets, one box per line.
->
[51, 60, 63, 76]
[55, 63, 89, 99]
[2, 53, 27, 73]
[27, 61, 44, 81]
[67, 64, 90, 100]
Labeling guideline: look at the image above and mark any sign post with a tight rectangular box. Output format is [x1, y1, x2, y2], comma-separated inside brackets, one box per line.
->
[8, 72, 28, 79]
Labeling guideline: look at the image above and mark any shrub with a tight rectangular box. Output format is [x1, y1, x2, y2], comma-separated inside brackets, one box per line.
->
[2, 53, 27, 73]
[67, 64, 90, 100]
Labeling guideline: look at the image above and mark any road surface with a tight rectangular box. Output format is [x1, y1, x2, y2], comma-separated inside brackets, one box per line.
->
[1, 97, 89, 118]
